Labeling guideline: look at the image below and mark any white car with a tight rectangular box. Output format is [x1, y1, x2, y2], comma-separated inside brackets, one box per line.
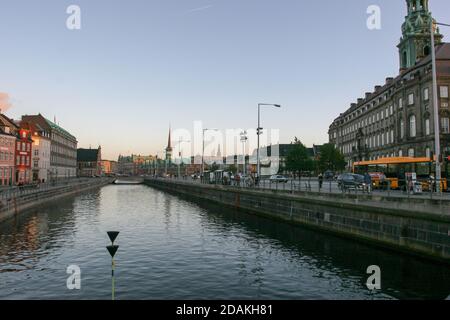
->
[269, 175, 289, 183]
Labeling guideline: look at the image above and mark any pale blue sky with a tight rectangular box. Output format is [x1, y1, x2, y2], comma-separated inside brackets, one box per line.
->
[0, 0, 449, 160]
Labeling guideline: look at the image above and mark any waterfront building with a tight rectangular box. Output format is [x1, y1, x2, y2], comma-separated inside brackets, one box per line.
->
[0, 113, 18, 186]
[22, 114, 77, 179]
[20, 121, 51, 182]
[77, 146, 102, 177]
[328, 0, 450, 170]
[101, 160, 118, 176]
[15, 127, 33, 184]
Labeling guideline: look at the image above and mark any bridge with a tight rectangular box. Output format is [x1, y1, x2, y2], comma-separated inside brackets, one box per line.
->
[112, 176, 145, 185]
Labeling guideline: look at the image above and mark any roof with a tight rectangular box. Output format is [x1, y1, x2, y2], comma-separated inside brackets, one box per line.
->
[77, 148, 100, 162]
[44, 118, 77, 141]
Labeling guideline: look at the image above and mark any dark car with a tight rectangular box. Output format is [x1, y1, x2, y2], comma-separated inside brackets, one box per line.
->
[324, 170, 334, 180]
[337, 173, 365, 190]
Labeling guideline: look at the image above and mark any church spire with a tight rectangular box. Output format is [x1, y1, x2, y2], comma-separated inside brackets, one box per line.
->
[398, 0, 443, 72]
[165, 124, 173, 161]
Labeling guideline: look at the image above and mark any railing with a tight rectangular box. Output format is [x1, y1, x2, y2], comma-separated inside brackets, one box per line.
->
[0, 177, 113, 213]
[150, 175, 450, 201]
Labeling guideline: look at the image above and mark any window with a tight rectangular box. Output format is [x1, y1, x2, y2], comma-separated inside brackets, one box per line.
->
[426, 147, 431, 159]
[390, 105, 394, 115]
[409, 115, 416, 137]
[424, 88, 429, 101]
[399, 150, 403, 157]
[425, 118, 430, 135]
[441, 117, 450, 134]
[400, 119, 405, 139]
[390, 130, 394, 144]
[399, 98, 403, 108]
[408, 148, 415, 157]
[408, 93, 414, 105]
[34, 160, 38, 168]
[16, 143, 20, 151]
[440, 86, 449, 98]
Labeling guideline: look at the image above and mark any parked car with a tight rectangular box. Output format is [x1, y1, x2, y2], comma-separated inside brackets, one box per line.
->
[337, 173, 366, 190]
[269, 175, 289, 183]
[324, 170, 334, 180]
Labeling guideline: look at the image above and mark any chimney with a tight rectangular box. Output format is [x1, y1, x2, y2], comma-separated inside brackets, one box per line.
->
[375, 85, 382, 92]
[385, 77, 394, 84]
[357, 98, 364, 104]
[365, 92, 372, 99]
[350, 103, 357, 109]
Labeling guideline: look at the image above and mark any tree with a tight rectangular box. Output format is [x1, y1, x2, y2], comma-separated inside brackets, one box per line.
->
[228, 164, 238, 174]
[317, 143, 346, 173]
[285, 138, 315, 178]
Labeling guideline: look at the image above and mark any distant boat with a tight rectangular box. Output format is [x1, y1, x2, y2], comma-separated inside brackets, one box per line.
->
[113, 179, 143, 185]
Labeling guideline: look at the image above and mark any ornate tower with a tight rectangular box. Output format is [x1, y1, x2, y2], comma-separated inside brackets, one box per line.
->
[165, 125, 173, 162]
[398, 0, 443, 72]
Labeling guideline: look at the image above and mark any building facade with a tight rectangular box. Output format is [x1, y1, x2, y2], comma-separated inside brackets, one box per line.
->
[21, 121, 51, 183]
[0, 114, 18, 186]
[15, 128, 33, 184]
[22, 115, 78, 180]
[328, 0, 450, 170]
[77, 147, 102, 177]
[101, 160, 118, 176]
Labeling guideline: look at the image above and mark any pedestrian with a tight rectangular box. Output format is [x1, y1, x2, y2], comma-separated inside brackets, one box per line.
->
[318, 173, 323, 190]
[364, 173, 372, 193]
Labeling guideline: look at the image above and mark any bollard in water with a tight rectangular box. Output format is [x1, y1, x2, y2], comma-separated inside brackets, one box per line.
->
[106, 231, 120, 301]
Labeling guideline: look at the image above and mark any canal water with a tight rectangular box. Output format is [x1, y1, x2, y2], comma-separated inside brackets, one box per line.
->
[0, 185, 449, 300]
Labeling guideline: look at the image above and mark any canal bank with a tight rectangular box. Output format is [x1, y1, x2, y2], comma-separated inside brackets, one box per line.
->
[0, 178, 114, 223]
[144, 179, 450, 263]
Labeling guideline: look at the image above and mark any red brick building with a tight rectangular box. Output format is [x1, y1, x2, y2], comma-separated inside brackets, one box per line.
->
[15, 128, 33, 184]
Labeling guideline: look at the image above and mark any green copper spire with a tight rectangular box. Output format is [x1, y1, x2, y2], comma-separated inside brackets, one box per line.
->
[398, 0, 443, 72]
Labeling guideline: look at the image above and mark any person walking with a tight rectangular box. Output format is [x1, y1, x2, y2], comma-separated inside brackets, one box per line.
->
[364, 173, 372, 194]
[318, 173, 323, 191]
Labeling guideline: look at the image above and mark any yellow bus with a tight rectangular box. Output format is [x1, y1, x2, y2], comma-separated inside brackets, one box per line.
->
[353, 157, 448, 192]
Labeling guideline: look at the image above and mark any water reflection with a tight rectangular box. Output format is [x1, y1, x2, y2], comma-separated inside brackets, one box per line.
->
[0, 185, 448, 300]
[166, 190, 450, 300]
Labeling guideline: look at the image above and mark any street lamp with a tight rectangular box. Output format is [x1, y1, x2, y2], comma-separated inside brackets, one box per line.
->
[240, 131, 248, 176]
[257, 103, 281, 180]
[430, 20, 450, 192]
[178, 137, 190, 179]
[202, 128, 219, 179]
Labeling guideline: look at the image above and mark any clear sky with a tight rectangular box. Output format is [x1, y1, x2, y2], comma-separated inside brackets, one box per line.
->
[1, 0, 449, 160]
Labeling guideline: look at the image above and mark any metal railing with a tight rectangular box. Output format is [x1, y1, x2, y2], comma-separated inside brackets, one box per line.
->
[158, 175, 450, 201]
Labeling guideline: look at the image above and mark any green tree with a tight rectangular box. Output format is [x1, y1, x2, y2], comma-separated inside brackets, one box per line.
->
[228, 164, 238, 174]
[317, 143, 346, 173]
[285, 138, 315, 178]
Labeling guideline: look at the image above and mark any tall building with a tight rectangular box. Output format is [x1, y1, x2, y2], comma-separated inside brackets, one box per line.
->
[328, 0, 450, 170]
[22, 114, 78, 179]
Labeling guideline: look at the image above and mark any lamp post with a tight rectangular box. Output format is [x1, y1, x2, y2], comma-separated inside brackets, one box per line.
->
[240, 131, 248, 176]
[201, 128, 219, 180]
[257, 103, 281, 181]
[430, 21, 450, 192]
[178, 137, 190, 179]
